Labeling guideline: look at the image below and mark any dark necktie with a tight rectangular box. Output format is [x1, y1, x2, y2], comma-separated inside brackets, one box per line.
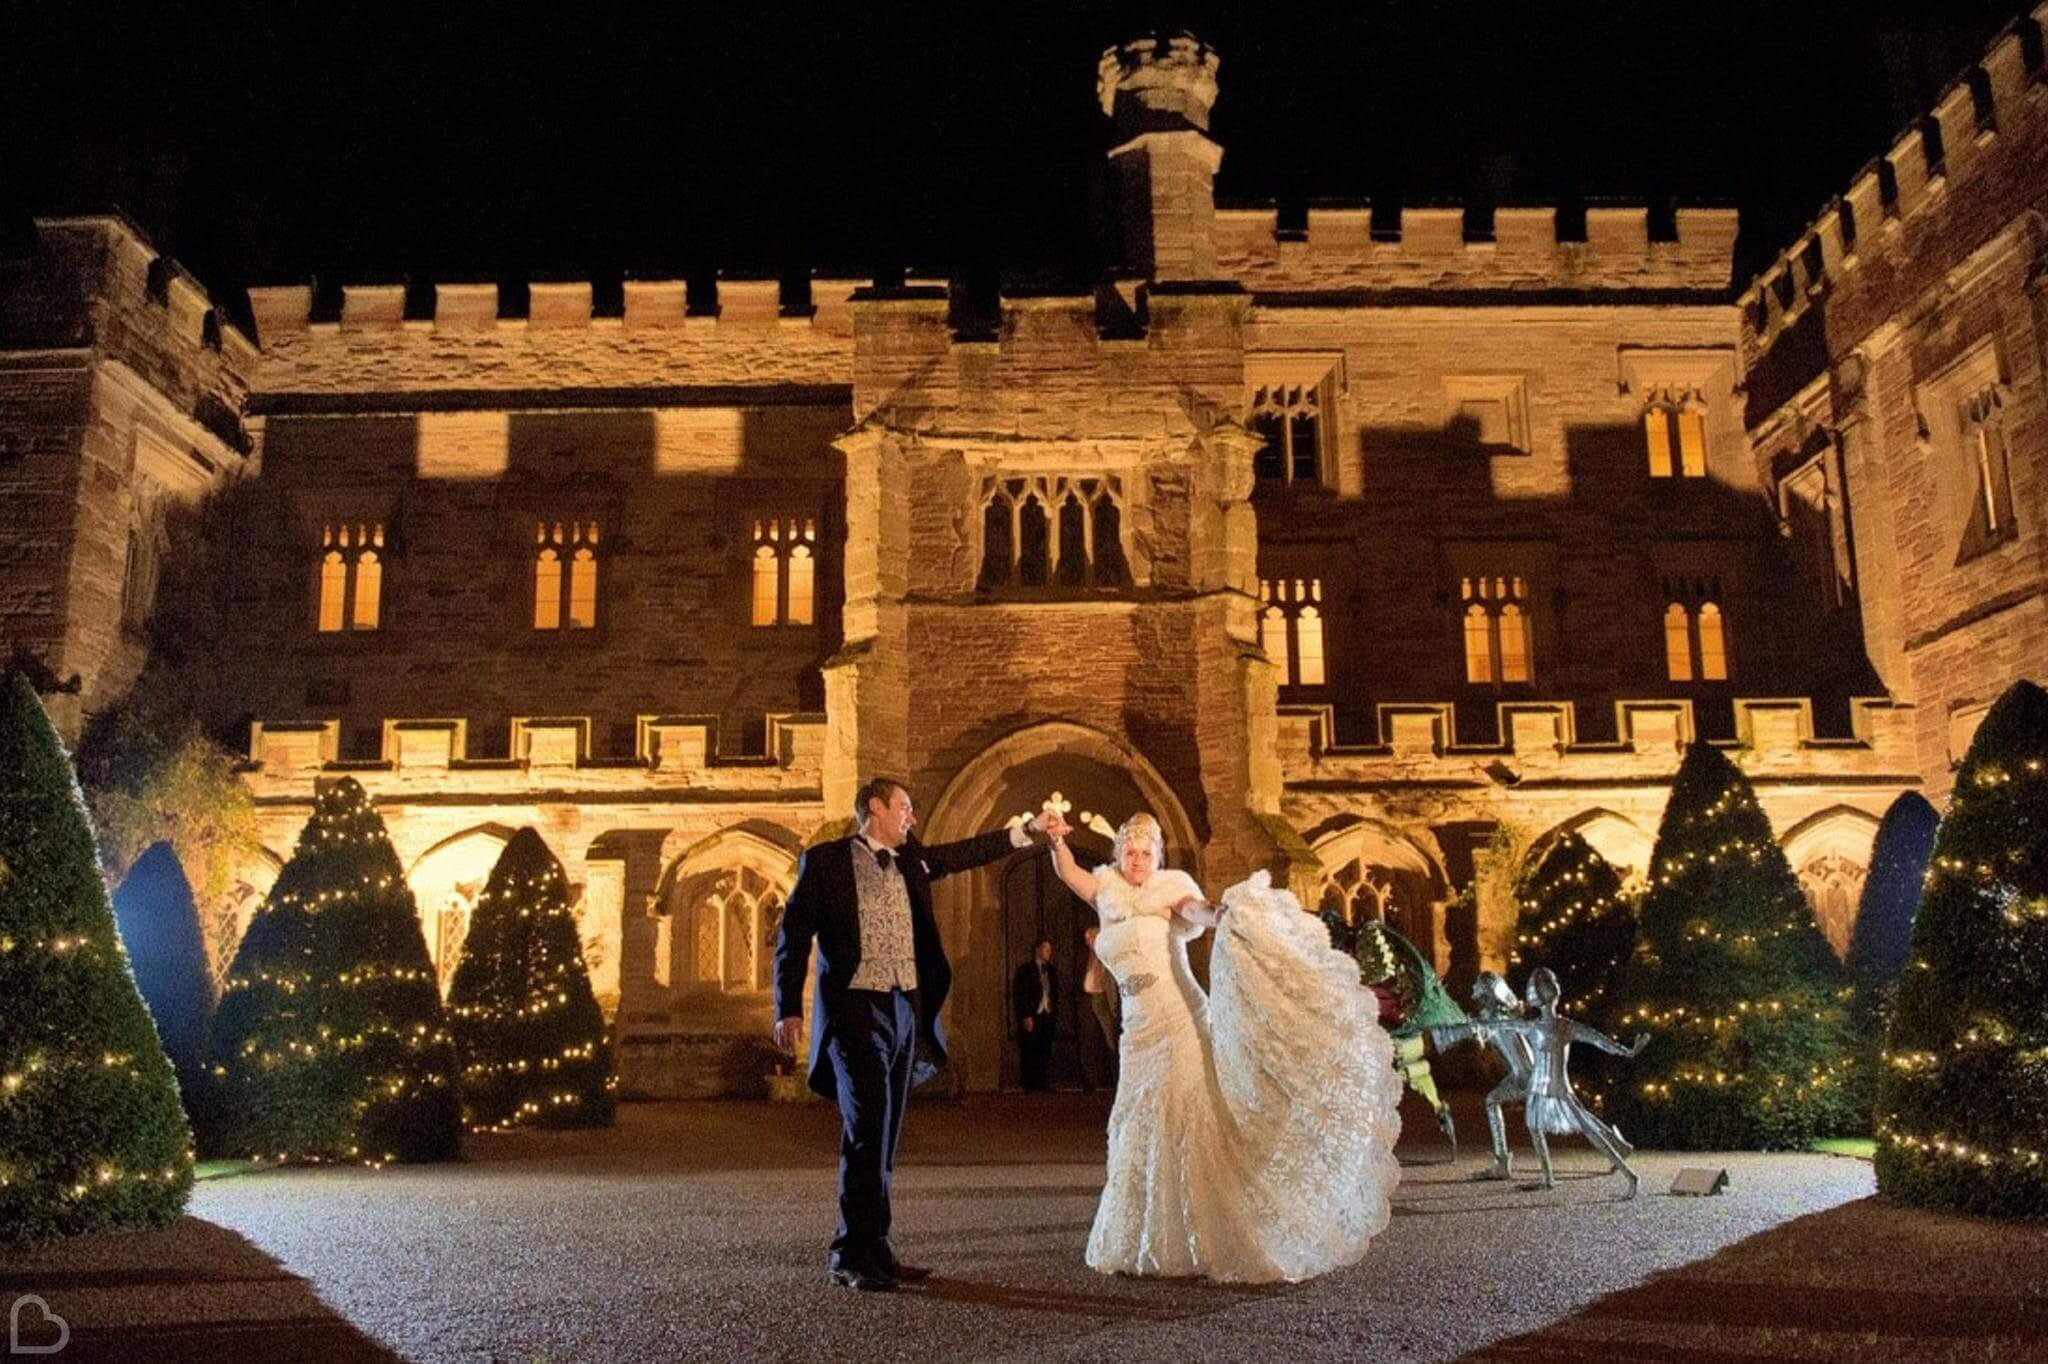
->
[874, 847, 894, 871]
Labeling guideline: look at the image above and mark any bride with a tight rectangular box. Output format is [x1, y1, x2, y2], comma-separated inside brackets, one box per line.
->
[1047, 812, 1403, 1283]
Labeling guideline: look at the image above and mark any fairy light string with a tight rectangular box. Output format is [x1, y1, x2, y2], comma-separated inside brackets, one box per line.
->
[1612, 743, 1858, 1149]
[446, 830, 615, 1136]
[1873, 687, 2048, 1215]
[205, 777, 460, 1167]
[1, 671, 198, 1226]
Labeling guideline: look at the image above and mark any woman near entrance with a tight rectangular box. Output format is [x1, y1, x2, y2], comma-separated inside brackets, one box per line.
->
[1046, 812, 1403, 1284]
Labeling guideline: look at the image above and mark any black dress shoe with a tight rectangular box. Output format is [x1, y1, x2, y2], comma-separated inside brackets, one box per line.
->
[828, 1265, 896, 1292]
[874, 1247, 931, 1283]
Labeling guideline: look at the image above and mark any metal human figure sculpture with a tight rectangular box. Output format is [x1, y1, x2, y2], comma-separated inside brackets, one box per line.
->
[1488, 967, 1648, 1197]
[1430, 972, 1536, 1181]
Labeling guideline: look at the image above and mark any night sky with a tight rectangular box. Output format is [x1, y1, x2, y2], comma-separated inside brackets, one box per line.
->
[2, 2, 2033, 300]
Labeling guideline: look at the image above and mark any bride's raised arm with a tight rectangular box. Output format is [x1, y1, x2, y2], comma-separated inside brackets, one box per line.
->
[1048, 835, 1100, 902]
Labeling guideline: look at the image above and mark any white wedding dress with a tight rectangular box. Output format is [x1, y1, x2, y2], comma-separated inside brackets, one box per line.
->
[1085, 868, 1403, 1283]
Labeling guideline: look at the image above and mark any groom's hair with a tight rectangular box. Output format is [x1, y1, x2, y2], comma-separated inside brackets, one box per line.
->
[854, 776, 907, 823]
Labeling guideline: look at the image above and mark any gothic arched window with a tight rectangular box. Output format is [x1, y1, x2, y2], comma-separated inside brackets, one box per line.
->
[318, 523, 385, 633]
[534, 520, 599, 630]
[977, 476, 1127, 592]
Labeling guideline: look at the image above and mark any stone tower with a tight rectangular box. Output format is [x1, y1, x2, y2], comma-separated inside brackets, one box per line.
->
[816, 35, 1304, 1088]
[1099, 33, 1224, 281]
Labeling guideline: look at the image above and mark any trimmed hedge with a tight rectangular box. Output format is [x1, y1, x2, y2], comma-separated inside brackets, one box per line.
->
[202, 777, 459, 1164]
[1876, 681, 2048, 1217]
[0, 673, 194, 1246]
[450, 829, 615, 1131]
[1610, 742, 1857, 1149]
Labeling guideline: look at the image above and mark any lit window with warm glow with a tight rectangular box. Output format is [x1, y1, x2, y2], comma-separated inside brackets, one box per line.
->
[1297, 605, 1326, 685]
[352, 552, 382, 630]
[568, 547, 598, 629]
[1663, 577, 1731, 682]
[319, 551, 347, 632]
[1664, 602, 1694, 681]
[751, 515, 818, 626]
[1645, 392, 1708, 479]
[787, 544, 815, 625]
[317, 523, 384, 634]
[1498, 602, 1529, 682]
[1259, 577, 1330, 688]
[1697, 602, 1728, 680]
[1459, 574, 1533, 687]
[534, 520, 599, 631]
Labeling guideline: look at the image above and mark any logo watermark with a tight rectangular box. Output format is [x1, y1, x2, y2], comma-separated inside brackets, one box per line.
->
[8, 1296, 68, 1355]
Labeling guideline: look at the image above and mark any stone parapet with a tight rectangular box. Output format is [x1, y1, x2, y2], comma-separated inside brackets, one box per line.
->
[1277, 696, 1919, 788]
[1739, 5, 2048, 360]
[245, 712, 827, 800]
[1215, 203, 1738, 296]
[244, 275, 866, 397]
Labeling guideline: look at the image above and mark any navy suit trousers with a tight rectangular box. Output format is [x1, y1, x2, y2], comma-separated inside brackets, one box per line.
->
[826, 988, 918, 1270]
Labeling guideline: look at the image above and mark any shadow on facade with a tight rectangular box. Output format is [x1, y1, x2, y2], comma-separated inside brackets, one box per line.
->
[1257, 414, 1882, 748]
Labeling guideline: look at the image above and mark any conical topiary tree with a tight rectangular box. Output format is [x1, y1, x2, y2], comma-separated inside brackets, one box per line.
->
[203, 777, 459, 1164]
[111, 842, 213, 1104]
[0, 673, 194, 1246]
[1509, 831, 1637, 1109]
[449, 829, 614, 1131]
[1510, 831, 1636, 1021]
[1876, 681, 2048, 1217]
[1842, 791, 1939, 1125]
[1610, 742, 1857, 1149]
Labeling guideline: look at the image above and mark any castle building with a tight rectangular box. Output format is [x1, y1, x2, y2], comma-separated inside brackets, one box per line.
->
[3, 17, 2043, 1096]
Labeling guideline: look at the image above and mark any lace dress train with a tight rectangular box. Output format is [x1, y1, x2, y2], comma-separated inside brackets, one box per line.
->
[1084, 869, 1402, 1284]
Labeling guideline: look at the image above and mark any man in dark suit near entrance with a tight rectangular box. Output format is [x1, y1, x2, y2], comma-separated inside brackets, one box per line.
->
[1013, 937, 1059, 1091]
[773, 777, 1061, 1291]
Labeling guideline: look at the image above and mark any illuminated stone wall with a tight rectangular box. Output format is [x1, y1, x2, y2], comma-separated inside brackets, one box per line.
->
[0, 216, 255, 736]
[1741, 4, 2048, 800]
[14, 21, 2046, 1097]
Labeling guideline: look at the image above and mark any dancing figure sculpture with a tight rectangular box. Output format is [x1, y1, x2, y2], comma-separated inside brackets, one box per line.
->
[1430, 972, 1536, 1181]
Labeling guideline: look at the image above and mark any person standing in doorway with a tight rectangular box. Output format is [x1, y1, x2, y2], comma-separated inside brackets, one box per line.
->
[1013, 937, 1059, 1091]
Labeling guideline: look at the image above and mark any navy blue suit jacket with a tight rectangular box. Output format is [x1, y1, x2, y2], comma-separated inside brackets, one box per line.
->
[773, 828, 1020, 1100]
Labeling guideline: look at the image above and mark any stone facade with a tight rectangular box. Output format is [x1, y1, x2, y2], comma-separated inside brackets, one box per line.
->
[1742, 8, 2048, 801]
[3, 16, 2043, 1096]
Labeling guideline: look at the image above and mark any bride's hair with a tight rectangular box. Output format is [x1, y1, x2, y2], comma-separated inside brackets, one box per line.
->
[1113, 813, 1163, 863]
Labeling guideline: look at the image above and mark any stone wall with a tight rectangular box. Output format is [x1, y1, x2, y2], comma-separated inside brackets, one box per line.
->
[216, 399, 848, 758]
[1741, 5, 2048, 798]
[1244, 300, 1811, 743]
[1217, 206, 1739, 298]
[0, 216, 255, 736]
[240, 713, 830, 1099]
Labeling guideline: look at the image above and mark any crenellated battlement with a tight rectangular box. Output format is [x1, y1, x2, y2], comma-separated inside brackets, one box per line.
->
[246, 274, 871, 340]
[1275, 696, 1920, 789]
[244, 712, 828, 799]
[2, 216, 260, 449]
[1739, 4, 2048, 353]
[9, 216, 260, 365]
[844, 284, 1249, 431]
[242, 273, 871, 399]
[1213, 201, 1739, 297]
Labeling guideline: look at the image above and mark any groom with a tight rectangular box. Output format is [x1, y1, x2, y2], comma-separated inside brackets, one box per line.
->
[773, 776, 1064, 1291]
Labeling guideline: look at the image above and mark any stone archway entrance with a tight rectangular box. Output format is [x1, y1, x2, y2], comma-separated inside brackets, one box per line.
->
[921, 722, 1200, 1093]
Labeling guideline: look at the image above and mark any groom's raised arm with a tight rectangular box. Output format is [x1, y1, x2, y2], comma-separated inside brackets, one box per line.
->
[918, 826, 1027, 881]
[773, 847, 823, 1024]
[918, 811, 1055, 881]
